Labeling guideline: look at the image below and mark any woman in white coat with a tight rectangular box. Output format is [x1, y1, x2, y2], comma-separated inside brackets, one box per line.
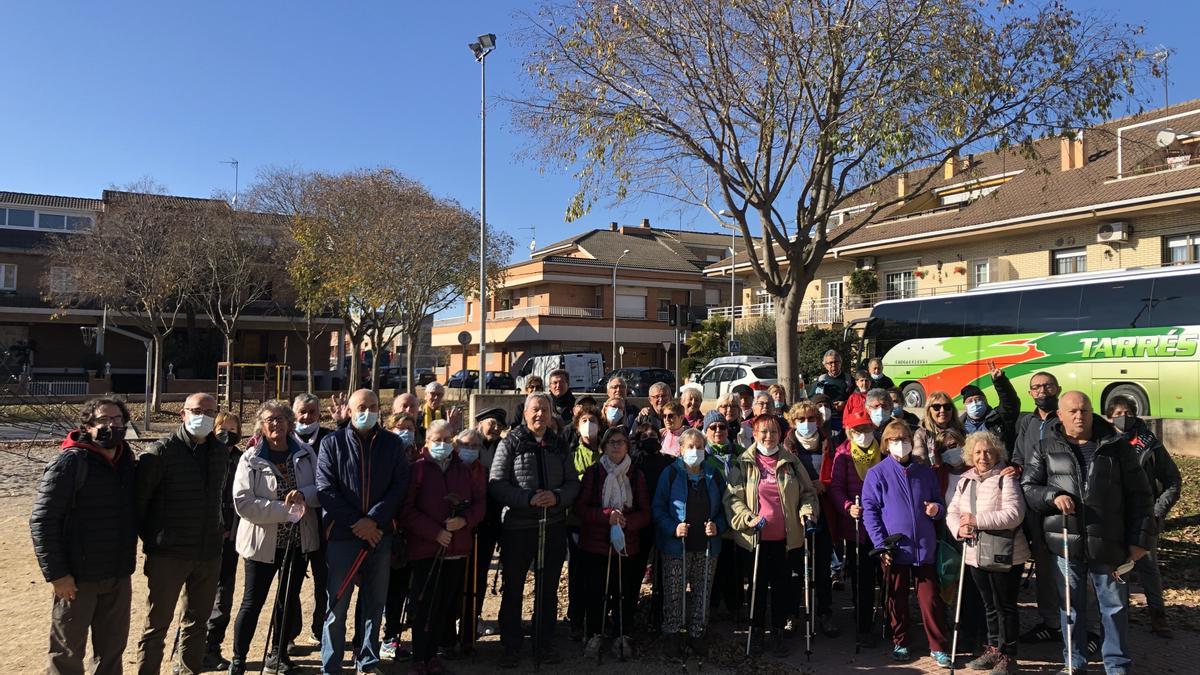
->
[229, 400, 321, 675]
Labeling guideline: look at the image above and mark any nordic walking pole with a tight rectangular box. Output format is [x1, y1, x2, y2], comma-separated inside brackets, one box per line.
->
[533, 506, 547, 673]
[260, 535, 297, 674]
[853, 496, 861, 654]
[803, 517, 813, 663]
[745, 530, 762, 656]
[949, 535, 969, 674]
[1063, 522, 1073, 675]
[680, 525, 689, 643]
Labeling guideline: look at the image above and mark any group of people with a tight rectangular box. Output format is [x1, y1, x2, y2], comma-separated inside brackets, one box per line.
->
[29, 357, 1182, 675]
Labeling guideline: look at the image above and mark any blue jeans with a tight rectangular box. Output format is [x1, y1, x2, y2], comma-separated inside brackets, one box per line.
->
[321, 536, 392, 674]
[1055, 556, 1131, 674]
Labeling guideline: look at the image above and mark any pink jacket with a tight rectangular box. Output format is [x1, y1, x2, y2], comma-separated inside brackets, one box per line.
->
[946, 463, 1030, 568]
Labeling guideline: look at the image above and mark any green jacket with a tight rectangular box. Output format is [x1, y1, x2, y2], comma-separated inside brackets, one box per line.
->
[724, 445, 819, 552]
[567, 441, 600, 528]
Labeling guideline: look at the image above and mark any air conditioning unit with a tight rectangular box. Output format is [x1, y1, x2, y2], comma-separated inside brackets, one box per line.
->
[858, 256, 877, 270]
[1096, 221, 1130, 243]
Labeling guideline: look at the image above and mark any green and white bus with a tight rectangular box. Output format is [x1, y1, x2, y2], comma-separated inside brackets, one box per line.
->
[860, 263, 1200, 418]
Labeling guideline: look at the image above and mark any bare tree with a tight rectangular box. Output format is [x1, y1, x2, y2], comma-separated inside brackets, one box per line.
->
[42, 179, 205, 411]
[514, 0, 1147, 394]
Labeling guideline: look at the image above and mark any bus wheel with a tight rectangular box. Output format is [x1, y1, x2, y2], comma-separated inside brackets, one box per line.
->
[1105, 383, 1150, 417]
[902, 383, 926, 409]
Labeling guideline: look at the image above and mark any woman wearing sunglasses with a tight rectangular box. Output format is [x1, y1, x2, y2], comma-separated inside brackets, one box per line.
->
[659, 401, 688, 458]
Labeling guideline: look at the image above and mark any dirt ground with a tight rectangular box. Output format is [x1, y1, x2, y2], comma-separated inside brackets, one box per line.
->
[3, 435, 1199, 674]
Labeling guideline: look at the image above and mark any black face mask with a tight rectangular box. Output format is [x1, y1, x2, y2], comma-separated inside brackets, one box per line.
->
[638, 438, 660, 454]
[1113, 415, 1134, 433]
[217, 430, 241, 447]
[1034, 394, 1058, 412]
[92, 425, 127, 450]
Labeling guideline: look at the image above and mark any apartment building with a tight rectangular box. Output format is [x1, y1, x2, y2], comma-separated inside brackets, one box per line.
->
[705, 98, 1200, 332]
[431, 219, 744, 375]
[0, 189, 340, 394]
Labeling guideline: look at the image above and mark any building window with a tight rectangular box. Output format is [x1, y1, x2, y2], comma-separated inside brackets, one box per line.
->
[704, 288, 720, 306]
[885, 271, 916, 300]
[1052, 247, 1087, 275]
[1166, 233, 1200, 265]
[972, 260, 991, 287]
[48, 266, 79, 294]
[4, 208, 35, 228]
[0, 263, 15, 291]
[0, 208, 92, 231]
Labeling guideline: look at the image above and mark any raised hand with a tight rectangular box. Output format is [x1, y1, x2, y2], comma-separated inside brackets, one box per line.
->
[328, 392, 350, 424]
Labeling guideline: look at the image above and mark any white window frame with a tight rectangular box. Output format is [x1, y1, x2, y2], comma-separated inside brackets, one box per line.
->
[1166, 233, 1200, 265]
[1052, 247, 1087, 276]
[48, 266, 79, 294]
[0, 207, 93, 233]
[971, 259, 991, 288]
[0, 263, 16, 291]
[885, 271, 916, 300]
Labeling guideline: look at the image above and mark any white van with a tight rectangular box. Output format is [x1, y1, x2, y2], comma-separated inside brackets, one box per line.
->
[516, 352, 606, 392]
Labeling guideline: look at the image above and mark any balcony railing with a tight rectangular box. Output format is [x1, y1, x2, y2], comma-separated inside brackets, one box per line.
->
[708, 285, 967, 326]
[433, 305, 606, 327]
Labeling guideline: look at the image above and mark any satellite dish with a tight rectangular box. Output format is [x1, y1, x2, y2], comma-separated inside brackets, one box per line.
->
[1156, 128, 1178, 148]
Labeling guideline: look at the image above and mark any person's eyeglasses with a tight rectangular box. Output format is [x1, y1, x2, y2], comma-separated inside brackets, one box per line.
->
[707, 423, 728, 431]
[91, 415, 125, 426]
[929, 403, 950, 411]
[262, 415, 287, 425]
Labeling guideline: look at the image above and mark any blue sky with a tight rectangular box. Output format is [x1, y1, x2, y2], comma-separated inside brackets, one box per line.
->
[2, 0, 1197, 262]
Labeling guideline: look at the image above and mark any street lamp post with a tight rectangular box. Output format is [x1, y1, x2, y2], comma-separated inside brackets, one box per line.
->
[718, 210, 738, 354]
[470, 33, 496, 394]
[611, 249, 631, 371]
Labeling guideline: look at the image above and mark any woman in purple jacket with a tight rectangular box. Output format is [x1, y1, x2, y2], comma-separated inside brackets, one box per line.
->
[399, 420, 486, 675]
[861, 420, 951, 666]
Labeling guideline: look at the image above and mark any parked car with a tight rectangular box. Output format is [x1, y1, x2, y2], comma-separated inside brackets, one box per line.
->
[378, 366, 407, 390]
[587, 367, 676, 397]
[446, 369, 517, 391]
[413, 367, 437, 387]
[695, 356, 779, 399]
[516, 351, 606, 392]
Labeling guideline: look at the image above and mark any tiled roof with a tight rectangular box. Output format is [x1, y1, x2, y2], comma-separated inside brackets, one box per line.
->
[530, 225, 741, 274]
[0, 191, 102, 211]
[703, 97, 1200, 273]
[102, 190, 230, 209]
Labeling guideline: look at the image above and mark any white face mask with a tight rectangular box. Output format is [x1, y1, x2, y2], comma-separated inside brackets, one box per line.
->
[888, 439, 913, 460]
[579, 420, 599, 440]
[850, 431, 873, 448]
[757, 442, 779, 457]
[185, 413, 215, 439]
[819, 407, 832, 422]
[682, 447, 704, 467]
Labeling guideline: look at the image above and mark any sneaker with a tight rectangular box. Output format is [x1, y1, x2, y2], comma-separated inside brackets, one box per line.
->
[228, 657, 246, 675]
[819, 614, 841, 638]
[891, 645, 912, 662]
[1087, 631, 1101, 659]
[1019, 622, 1061, 643]
[202, 649, 231, 670]
[990, 654, 1017, 675]
[263, 652, 303, 675]
[498, 649, 520, 669]
[381, 639, 398, 660]
[966, 646, 1000, 670]
[932, 650, 952, 668]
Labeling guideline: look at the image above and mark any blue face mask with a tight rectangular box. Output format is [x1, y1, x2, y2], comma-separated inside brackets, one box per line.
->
[396, 429, 414, 445]
[458, 447, 480, 464]
[891, 405, 904, 418]
[795, 421, 817, 437]
[295, 421, 318, 437]
[682, 447, 704, 467]
[352, 411, 378, 431]
[605, 407, 622, 424]
[610, 523, 627, 553]
[429, 441, 453, 461]
[966, 399, 987, 420]
[869, 407, 887, 428]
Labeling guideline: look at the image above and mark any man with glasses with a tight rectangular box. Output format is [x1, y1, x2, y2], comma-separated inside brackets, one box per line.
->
[32, 398, 138, 675]
[420, 381, 462, 436]
[637, 381, 674, 430]
[134, 392, 230, 675]
[811, 350, 855, 430]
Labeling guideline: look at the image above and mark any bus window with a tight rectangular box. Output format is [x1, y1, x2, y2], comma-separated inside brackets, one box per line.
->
[1149, 274, 1200, 327]
[1017, 286, 1081, 333]
[916, 297, 968, 338]
[965, 291, 1020, 335]
[1078, 279, 1155, 330]
[869, 302, 918, 353]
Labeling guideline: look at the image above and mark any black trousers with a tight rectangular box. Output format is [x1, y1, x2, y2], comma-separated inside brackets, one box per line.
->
[844, 540, 878, 634]
[498, 523, 567, 653]
[968, 565, 1022, 656]
[471, 520, 502, 621]
[794, 522, 834, 617]
[751, 540, 798, 632]
[409, 556, 465, 663]
[231, 548, 306, 660]
[205, 539, 239, 652]
[383, 564, 411, 640]
[711, 541, 749, 616]
[580, 548, 639, 638]
[566, 529, 585, 633]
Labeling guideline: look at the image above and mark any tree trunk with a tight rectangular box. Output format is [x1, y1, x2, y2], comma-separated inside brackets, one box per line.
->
[304, 312, 315, 393]
[347, 338, 361, 395]
[773, 283, 805, 401]
[151, 333, 165, 412]
[222, 332, 235, 407]
[405, 333, 416, 395]
[368, 327, 382, 393]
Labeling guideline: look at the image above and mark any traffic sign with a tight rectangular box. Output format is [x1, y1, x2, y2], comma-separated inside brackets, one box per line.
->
[457, 331, 472, 346]
[728, 339, 741, 354]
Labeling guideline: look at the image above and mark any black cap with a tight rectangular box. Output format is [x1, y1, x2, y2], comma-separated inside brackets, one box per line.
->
[474, 407, 507, 426]
[960, 385, 984, 401]
[731, 384, 752, 396]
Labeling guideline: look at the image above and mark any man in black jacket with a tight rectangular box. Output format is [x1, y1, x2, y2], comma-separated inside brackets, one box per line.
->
[134, 392, 230, 675]
[1021, 391, 1157, 675]
[31, 398, 138, 675]
[488, 393, 580, 669]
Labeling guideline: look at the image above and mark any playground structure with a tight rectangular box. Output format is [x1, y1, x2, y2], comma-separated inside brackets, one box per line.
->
[217, 361, 293, 420]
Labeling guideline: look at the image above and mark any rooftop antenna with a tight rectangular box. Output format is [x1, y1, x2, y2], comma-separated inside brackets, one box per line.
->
[220, 158, 239, 208]
[521, 224, 537, 256]
[1152, 47, 1172, 110]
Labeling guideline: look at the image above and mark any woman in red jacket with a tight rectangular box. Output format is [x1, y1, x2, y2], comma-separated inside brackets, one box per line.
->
[576, 426, 651, 648]
[400, 420, 486, 675]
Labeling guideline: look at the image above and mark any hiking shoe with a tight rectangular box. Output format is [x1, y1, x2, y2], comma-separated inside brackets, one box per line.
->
[932, 650, 952, 668]
[891, 645, 912, 662]
[228, 657, 246, 675]
[966, 646, 1000, 670]
[1150, 609, 1174, 638]
[991, 654, 1017, 675]
[381, 639, 398, 659]
[263, 652, 303, 675]
[498, 649, 520, 669]
[819, 614, 841, 638]
[202, 649, 231, 670]
[1019, 622, 1060, 643]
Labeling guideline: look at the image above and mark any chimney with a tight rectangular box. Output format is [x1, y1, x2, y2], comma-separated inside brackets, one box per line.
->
[943, 156, 956, 180]
[1060, 131, 1087, 171]
[610, 221, 618, 231]
[897, 173, 908, 202]
[640, 218, 651, 228]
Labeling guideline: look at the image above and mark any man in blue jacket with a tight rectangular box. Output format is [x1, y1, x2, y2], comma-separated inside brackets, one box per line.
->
[317, 389, 409, 674]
